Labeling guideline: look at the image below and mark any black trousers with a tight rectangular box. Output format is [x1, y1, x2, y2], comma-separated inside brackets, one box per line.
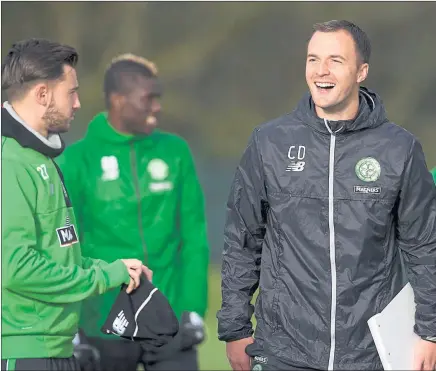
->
[1, 357, 80, 371]
[87, 337, 198, 371]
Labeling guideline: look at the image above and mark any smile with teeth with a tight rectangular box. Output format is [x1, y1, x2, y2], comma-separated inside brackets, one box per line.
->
[315, 82, 336, 89]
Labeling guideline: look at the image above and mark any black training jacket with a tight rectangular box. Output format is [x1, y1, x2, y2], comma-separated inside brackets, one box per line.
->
[217, 87, 436, 370]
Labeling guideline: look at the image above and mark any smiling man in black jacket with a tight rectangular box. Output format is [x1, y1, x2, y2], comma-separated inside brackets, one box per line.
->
[217, 20, 436, 371]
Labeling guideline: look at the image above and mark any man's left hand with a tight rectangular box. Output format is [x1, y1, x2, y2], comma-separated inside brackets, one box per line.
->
[413, 338, 436, 370]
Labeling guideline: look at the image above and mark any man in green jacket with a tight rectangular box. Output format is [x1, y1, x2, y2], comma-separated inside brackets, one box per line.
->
[1, 39, 151, 371]
[56, 53, 209, 370]
[432, 167, 436, 184]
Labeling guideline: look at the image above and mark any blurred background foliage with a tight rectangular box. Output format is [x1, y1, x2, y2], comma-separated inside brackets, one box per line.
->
[2, 2, 436, 369]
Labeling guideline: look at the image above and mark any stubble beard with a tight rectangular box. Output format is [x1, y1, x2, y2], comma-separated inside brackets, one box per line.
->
[43, 98, 72, 134]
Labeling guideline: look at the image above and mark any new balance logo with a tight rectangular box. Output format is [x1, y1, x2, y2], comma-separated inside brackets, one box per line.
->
[56, 225, 78, 247]
[286, 161, 305, 172]
[113, 310, 129, 335]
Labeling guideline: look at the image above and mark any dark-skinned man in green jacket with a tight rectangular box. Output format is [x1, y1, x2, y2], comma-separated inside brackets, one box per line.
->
[56, 54, 209, 371]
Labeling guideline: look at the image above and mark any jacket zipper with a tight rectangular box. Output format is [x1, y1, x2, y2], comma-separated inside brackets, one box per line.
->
[130, 142, 148, 264]
[324, 118, 342, 371]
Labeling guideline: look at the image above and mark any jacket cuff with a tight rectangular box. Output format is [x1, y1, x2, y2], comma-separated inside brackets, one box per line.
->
[219, 329, 254, 342]
[103, 259, 130, 289]
[422, 336, 436, 343]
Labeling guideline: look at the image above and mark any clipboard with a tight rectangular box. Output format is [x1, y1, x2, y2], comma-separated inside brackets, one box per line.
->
[367, 283, 420, 370]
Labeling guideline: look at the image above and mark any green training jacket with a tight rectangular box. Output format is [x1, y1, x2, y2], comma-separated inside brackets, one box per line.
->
[1, 106, 130, 359]
[432, 167, 436, 184]
[56, 112, 209, 338]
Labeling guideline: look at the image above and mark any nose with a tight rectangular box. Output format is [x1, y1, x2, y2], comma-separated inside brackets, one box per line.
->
[73, 94, 81, 111]
[317, 60, 330, 76]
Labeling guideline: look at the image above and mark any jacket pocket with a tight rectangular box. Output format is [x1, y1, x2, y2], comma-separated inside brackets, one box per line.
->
[2, 293, 41, 332]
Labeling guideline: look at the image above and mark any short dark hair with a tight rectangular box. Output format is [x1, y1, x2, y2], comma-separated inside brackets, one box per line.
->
[1, 38, 78, 102]
[103, 53, 158, 108]
[312, 20, 371, 64]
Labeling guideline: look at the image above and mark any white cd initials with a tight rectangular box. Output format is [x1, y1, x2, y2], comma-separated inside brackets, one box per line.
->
[287, 145, 306, 160]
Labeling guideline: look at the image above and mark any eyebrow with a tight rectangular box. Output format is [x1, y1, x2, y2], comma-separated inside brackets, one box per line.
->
[307, 53, 346, 61]
[329, 55, 346, 61]
[69, 86, 79, 92]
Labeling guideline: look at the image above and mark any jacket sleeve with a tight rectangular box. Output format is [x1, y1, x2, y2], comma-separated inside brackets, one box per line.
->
[178, 140, 210, 318]
[81, 256, 112, 270]
[431, 167, 436, 185]
[1, 161, 130, 304]
[217, 129, 268, 342]
[397, 139, 436, 337]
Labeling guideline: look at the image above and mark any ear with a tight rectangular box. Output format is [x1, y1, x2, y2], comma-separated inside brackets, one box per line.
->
[110, 93, 125, 110]
[357, 63, 369, 83]
[33, 82, 51, 106]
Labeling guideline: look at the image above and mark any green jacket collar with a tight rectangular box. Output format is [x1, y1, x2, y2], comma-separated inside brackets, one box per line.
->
[85, 112, 158, 146]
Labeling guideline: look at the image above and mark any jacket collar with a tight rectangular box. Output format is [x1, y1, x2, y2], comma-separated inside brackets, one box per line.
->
[295, 87, 388, 136]
[1, 103, 65, 158]
[84, 112, 159, 147]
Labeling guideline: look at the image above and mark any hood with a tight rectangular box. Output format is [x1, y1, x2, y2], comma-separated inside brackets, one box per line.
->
[295, 87, 389, 135]
[1, 105, 65, 158]
[85, 112, 158, 146]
